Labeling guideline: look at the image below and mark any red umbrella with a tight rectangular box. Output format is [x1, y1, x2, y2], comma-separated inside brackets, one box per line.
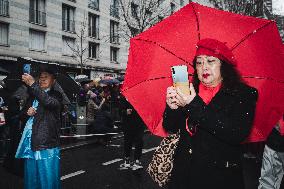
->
[122, 2, 284, 141]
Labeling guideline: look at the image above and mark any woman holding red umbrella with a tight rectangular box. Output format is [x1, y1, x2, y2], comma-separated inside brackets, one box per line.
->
[163, 38, 258, 189]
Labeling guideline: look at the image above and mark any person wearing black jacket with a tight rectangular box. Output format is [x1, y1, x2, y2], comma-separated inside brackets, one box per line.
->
[15, 67, 62, 189]
[163, 38, 258, 189]
[3, 85, 28, 177]
[119, 96, 145, 171]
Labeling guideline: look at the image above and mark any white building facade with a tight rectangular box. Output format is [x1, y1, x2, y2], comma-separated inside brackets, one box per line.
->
[0, 0, 131, 79]
[0, 0, 192, 79]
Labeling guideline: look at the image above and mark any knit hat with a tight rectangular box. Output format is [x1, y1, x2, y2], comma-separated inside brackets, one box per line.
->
[195, 38, 236, 65]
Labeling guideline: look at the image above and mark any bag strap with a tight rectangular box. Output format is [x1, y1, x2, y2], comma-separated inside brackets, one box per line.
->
[185, 117, 196, 136]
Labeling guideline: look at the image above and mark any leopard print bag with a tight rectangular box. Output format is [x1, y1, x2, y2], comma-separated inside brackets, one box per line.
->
[147, 131, 180, 187]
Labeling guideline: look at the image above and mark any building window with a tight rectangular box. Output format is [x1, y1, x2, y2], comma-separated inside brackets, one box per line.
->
[110, 20, 119, 44]
[88, 13, 99, 39]
[180, 0, 184, 6]
[88, 42, 99, 59]
[62, 36, 75, 56]
[29, 0, 46, 26]
[88, 0, 99, 11]
[0, 0, 9, 16]
[131, 2, 138, 18]
[0, 22, 8, 45]
[62, 4, 75, 32]
[110, 0, 119, 18]
[110, 47, 119, 62]
[171, 3, 176, 14]
[29, 29, 45, 51]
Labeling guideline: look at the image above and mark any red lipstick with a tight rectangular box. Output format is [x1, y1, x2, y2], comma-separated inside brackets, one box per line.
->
[202, 73, 209, 78]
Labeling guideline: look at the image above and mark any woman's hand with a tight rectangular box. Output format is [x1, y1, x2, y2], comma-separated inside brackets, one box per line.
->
[22, 74, 35, 86]
[27, 107, 37, 116]
[166, 86, 179, 109]
[175, 83, 196, 107]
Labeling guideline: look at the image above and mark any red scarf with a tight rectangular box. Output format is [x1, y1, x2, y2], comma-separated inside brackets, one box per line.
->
[198, 82, 222, 105]
[186, 83, 222, 135]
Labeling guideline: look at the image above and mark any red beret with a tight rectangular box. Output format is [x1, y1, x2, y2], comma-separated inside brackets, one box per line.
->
[195, 38, 236, 65]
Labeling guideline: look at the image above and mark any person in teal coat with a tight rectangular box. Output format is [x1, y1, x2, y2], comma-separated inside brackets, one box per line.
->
[16, 66, 62, 189]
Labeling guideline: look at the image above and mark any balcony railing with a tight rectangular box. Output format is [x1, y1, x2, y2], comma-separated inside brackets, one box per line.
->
[29, 9, 46, 26]
[0, 0, 9, 17]
[88, 26, 99, 39]
[110, 35, 119, 44]
[110, 5, 119, 18]
[62, 19, 75, 33]
[88, 0, 99, 11]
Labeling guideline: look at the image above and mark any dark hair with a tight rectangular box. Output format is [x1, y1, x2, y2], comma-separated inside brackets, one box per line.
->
[192, 58, 244, 90]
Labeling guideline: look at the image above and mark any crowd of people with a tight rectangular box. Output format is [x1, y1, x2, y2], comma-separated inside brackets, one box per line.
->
[82, 81, 146, 170]
[0, 67, 147, 188]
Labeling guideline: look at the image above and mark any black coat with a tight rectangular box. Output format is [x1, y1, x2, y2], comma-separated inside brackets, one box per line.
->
[93, 109, 114, 132]
[163, 83, 258, 189]
[120, 97, 145, 134]
[21, 82, 62, 151]
[2, 95, 24, 177]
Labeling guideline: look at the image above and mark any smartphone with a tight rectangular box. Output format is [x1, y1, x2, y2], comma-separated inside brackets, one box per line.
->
[171, 65, 190, 95]
[23, 64, 31, 74]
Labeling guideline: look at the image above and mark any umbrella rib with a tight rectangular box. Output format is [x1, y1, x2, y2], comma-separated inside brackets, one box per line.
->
[122, 76, 170, 92]
[122, 74, 194, 92]
[135, 38, 193, 66]
[191, 3, 201, 40]
[242, 76, 284, 83]
[231, 21, 274, 50]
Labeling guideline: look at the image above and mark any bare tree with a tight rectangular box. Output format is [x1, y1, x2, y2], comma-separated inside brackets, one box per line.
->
[208, 0, 264, 17]
[107, 0, 173, 41]
[66, 13, 89, 74]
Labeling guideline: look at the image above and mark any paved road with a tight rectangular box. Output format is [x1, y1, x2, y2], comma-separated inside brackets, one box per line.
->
[61, 133, 161, 189]
[0, 132, 262, 189]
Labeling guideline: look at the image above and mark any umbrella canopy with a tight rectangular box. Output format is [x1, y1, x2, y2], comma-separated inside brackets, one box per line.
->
[55, 73, 81, 103]
[3, 76, 74, 105]
[3, 74, 23, 93]
[0, 66, 9, 75]
[5, 58, 80, 105]
[99, 78, 120, 85]
[121, 2, 284, 141]
[75, 75, 92, 85]
[53, 81, 71, 105]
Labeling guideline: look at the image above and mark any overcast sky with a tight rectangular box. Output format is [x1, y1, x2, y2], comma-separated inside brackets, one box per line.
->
[272, 0, 284, 15]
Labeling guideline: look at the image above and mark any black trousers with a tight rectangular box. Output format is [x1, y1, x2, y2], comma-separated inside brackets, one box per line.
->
[123, 130, 144, 160]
